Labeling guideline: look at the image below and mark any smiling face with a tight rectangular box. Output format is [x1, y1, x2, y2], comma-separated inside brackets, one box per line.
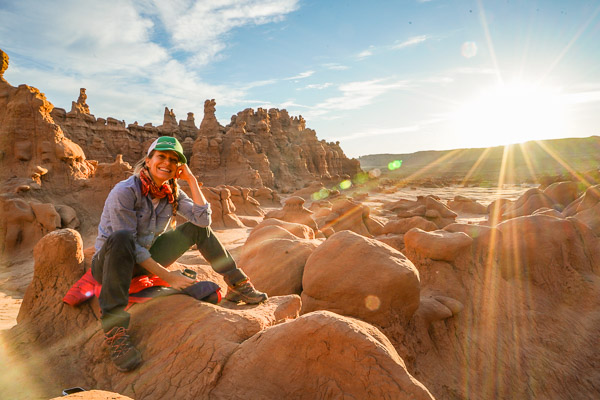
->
[145, 150, 180, 186]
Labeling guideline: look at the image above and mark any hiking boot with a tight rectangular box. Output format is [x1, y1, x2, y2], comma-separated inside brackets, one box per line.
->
[225, 279, 268, 304]
[104, 326, 142, 372]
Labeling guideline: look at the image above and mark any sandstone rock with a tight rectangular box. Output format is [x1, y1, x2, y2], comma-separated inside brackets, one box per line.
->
[383, 196, 457, 228]
[0, 71, 94, 192]
[10, 228, 434, 399]
[415, 296, 453, 325]
[0, 197, 42, 256]
[240, 235, 320, 296]
[54, 204, 80, 229]
[319, 197, 373, 237]
[248, 218, 315, 240]
[542, 181, 579, 210]
[404, 228, 473, 262]
[375, 233, 405, 253]
[532, 207, 563, 218]
[501, 188, 555, 219]
[0, 48, 8, 83]
[497, 215, 600, 298]
[211, 311, 434, 400]
[223, 185, 264, 216]
[363, 214, 386, 235]
[190, 101, 360, 191]
[251, 187, 281, 207]
[575, 184, 600, 214]
[200, 186, 245, 229]
[301, 230, 420, 327]
[447, 195, 487, 214]
[382, 216, 438, 235]
[49, 390, 134, 400]
[443, 223, 502, 264]
[30, 202, 61, 231]
[570, 202, 600, 236]
[487, 197, 514, 222]
[264, 196, 318, 232]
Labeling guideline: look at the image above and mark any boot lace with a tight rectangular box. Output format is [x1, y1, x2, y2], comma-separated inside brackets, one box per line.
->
[105, 327, 134, 358]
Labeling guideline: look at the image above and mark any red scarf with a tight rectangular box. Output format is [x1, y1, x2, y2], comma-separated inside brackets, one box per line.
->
[139, 167, 175, 203]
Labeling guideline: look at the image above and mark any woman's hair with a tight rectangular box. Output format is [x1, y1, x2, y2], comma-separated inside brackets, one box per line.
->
[135, 150, 180, 229]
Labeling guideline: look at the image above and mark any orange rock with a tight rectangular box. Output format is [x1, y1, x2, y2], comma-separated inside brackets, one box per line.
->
[211, 311, 434, 400]
[301, 230, 420, 327]
[404, 228, 473, 262]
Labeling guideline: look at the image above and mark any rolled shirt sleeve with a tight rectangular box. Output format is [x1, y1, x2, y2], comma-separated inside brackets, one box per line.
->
[176, 189, 212, 227]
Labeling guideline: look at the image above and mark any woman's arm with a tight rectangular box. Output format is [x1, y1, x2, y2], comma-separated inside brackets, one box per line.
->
[139, 257, 195, 290]
[176, 164, 206, 206]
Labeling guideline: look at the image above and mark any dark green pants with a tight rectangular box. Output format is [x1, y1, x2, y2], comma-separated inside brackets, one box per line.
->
[91, 222, 247, 332]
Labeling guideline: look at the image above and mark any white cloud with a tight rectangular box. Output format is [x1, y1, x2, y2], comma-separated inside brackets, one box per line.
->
[301, 83, 333, 90]
[241, 79, 279, 90]
[392, 35, 428, 49]
[284, 70, 315, 80]
[322, 63, 349, 71]
[356, 49, 374, 60]
[305, 78, 410, 117]
[0, 0, 299, 124]
[144, 0, 300, 65]
[421, 76, 454, 84]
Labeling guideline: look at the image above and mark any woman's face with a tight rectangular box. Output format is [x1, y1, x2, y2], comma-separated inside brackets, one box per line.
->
[145, 150, 180, 186]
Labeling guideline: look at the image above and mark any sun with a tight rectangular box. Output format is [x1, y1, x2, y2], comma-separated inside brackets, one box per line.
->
[454, 81, 567, 148]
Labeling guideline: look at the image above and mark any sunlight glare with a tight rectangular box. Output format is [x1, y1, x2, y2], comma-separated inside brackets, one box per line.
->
[455, 82, 567, 148]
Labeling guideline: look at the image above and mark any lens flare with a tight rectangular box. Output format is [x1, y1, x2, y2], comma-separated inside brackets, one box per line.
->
[461, 41, 478, 58]
[365, 295, 381, 311]
[387, 160, 402, 171]
[339, 180, 352, 190]
[311, 188, 330, 201]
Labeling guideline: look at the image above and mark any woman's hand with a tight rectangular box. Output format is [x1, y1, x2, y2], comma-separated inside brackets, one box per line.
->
[165, 270, 196, 290]
[175, 164, 196, 183]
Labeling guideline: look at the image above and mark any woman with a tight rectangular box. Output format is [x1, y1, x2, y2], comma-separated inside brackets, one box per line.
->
[91, 136, 267, 372]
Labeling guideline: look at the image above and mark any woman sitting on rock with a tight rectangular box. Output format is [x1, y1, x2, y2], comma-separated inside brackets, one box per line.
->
[91, 136, 267, 372]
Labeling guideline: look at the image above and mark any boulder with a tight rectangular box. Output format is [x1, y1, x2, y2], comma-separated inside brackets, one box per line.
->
[249, 218, 315, 240]
[404, 228, 473, 262]
[542, 181, 579, 210]
[382, 216, 438, 235]
[320, 197, 372, 237]
[264, 196, 318, 232]
[240, 225, 320, 295]
[447, 195, 487, 214]
[496, 215, 600, 298]
[501, 188, 555, 219]
[211, 311, 434, 400]
[301, 230, 420, 327]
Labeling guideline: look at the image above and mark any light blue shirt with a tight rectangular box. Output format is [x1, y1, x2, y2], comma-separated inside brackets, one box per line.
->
[94, 175, 212, 263]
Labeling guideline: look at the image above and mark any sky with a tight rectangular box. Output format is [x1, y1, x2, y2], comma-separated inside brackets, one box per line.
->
[1, 0, 599, 158]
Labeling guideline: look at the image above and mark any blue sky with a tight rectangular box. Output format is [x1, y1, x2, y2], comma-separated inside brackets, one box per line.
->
[1, 0, 599, 158]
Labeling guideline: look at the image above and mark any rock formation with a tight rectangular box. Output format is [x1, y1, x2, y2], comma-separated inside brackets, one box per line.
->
[0, 49, 9, 83]
[0, 53, 97, 256]
[50, 95, 198, 164]
[301, 230, 421, 328]
[190, 101, 361, 191]
[5, 228, 434, 399]
[383, 195, 458, 228]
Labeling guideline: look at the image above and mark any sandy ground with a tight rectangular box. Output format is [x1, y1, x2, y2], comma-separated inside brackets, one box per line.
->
[0, 184, 533, 332]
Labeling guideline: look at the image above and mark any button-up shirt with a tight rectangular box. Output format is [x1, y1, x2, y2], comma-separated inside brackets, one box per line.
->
[94, 175, 212, 263]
